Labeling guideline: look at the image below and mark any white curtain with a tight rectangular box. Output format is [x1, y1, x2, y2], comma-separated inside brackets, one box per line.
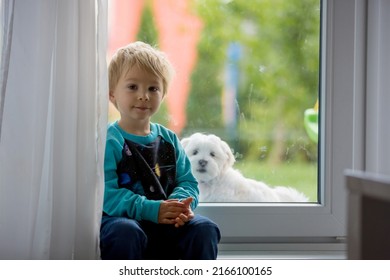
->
[0, 0, 108, 259]
[0, 0, 14, 138]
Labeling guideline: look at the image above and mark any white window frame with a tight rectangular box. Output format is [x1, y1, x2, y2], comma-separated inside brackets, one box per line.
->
[195, 0, 366, 247]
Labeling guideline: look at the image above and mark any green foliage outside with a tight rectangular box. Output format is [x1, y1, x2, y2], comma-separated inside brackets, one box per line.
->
[185, 0, 320, 165]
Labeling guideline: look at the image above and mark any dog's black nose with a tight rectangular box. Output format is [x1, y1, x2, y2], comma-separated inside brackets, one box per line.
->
[198, 159, 207, 167]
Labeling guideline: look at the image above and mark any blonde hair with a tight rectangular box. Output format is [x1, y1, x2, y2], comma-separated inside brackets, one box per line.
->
[108, 41, 175, 97]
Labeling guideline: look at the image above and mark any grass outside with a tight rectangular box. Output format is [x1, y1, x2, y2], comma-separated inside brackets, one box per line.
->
[234, 160, 318, 202]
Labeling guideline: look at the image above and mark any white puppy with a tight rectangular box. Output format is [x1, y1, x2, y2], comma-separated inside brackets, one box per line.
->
[181, 133, 309, 202]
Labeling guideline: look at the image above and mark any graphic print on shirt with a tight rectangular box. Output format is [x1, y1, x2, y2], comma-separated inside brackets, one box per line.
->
[116, 136, 176, 200]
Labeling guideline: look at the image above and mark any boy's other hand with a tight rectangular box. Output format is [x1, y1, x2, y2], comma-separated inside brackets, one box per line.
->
[174, 197, 195, 228]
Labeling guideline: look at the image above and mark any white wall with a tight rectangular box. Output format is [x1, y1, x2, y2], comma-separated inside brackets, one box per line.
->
[365, 0, 390, 175]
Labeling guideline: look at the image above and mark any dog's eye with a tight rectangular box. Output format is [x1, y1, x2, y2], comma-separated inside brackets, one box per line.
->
[192, 150, 198, 155]
[210, 152, 216, 157]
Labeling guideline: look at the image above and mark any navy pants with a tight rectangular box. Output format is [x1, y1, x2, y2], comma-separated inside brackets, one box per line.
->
[100, 214, 221, 260]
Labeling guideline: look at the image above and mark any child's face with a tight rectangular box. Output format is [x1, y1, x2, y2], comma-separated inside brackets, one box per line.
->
[110, 66, 164, 125]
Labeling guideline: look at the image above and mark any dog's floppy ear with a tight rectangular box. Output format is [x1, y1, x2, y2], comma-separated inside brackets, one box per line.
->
[220, 139, 236, 168]
[181, 133, 204, 149]
[181, 137, 190, 149]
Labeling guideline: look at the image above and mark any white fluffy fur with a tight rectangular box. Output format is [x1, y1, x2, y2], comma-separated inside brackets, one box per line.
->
[181, 133, 309, 203]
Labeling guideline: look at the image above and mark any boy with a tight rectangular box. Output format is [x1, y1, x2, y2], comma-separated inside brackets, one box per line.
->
[100, 41, 220, 260]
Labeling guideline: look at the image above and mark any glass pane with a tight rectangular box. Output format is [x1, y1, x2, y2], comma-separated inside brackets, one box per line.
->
[107, 0, 320, 203]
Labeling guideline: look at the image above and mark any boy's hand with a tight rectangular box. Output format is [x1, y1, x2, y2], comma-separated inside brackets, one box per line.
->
[174, 197, 195, 228]
[158, 199, 187, 225]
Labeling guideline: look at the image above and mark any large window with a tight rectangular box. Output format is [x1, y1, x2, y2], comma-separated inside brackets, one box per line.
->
[108, 0, 363, 248]
[108, 0, 320, 203]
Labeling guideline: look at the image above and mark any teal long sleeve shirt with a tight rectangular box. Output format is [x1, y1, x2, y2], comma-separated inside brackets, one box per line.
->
[103, 121, 199, 223]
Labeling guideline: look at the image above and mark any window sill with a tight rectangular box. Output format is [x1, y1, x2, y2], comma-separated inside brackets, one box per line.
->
[217, 242, 347, 260]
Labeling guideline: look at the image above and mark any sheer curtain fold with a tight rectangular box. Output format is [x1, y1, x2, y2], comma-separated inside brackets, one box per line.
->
[0, 0, 108, 259]
[0, 0, 15, 140]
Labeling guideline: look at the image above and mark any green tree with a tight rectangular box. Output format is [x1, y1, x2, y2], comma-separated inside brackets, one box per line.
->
[136, 1, 158, 46]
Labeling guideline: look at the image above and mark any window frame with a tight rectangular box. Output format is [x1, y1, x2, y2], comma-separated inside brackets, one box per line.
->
[195, 0, 366, 244]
